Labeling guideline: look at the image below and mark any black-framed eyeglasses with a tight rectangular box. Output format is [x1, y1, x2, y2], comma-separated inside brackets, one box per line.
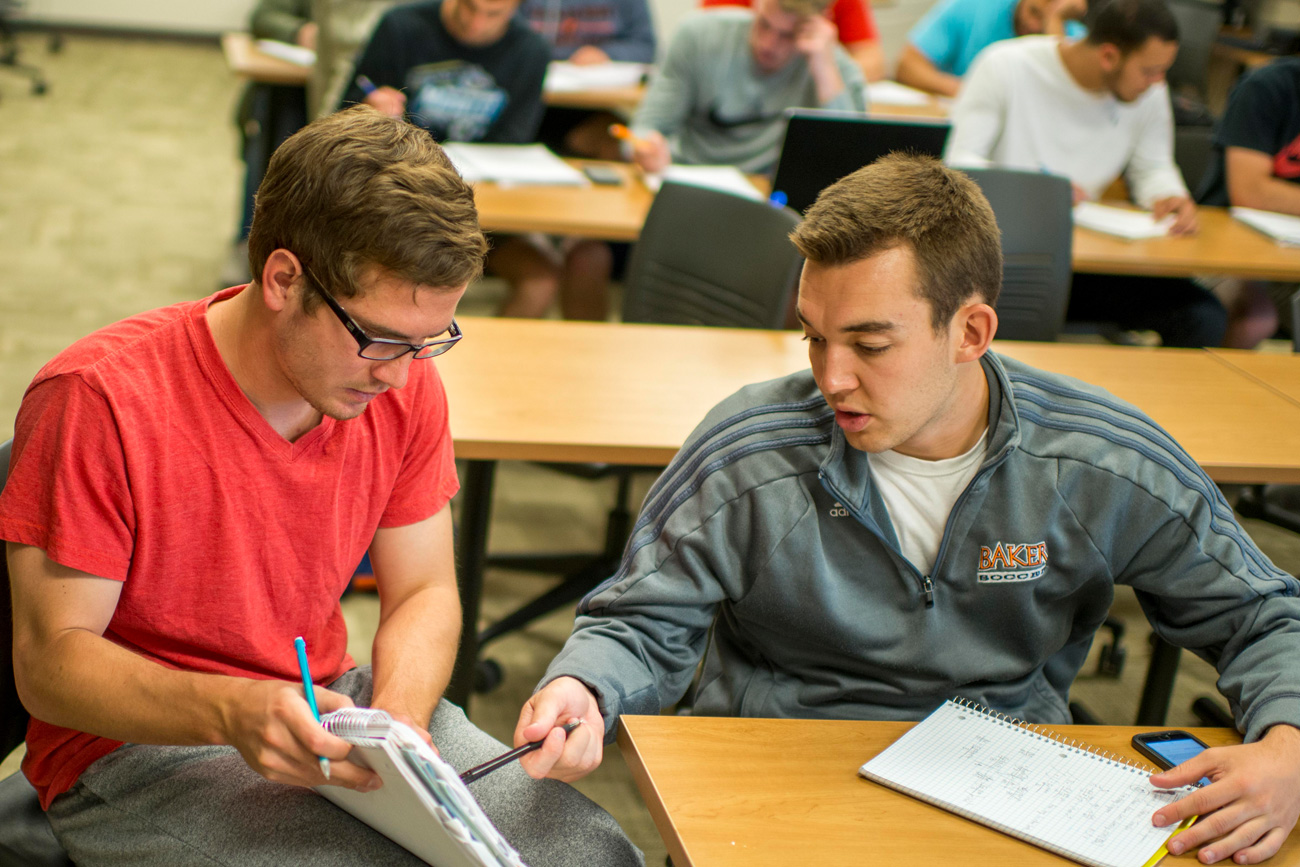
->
[302, 266, 462, 361]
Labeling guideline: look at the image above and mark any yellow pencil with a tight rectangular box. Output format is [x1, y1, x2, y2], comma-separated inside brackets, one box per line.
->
[1141, 814, 1198, 867]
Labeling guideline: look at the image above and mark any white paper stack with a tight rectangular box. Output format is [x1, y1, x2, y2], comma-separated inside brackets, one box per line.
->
[866, 80, 935, 107]
[1231, 207, 1300, 247]
[645, 164, 765, 202]
[254, 39, 316, 66]
[1072, 202, 1174, 240]
[543, 61, 649, 92]
[442, 143, 588, 186]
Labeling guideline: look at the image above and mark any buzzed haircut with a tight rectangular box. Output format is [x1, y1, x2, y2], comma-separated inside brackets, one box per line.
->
[248, 106, 487, 312]
[790, 153, 1003, 331]
[1085, 0, 1179, 54]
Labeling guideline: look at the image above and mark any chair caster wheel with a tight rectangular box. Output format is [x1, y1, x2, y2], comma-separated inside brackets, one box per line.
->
[474, 658, 503, 693]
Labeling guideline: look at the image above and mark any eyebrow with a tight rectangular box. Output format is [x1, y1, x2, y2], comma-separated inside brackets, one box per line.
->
[795, 308, 897, 335]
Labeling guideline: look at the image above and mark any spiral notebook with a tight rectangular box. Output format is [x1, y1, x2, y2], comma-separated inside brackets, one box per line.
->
[314, 708, 529, 867]
[859, 700, 1196, 867]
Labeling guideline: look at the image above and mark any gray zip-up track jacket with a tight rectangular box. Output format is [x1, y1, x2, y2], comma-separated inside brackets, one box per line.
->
[543, 352, 1300, 743]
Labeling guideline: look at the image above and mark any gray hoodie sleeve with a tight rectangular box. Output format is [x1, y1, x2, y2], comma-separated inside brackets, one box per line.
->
[1075, 461, 1300, 742]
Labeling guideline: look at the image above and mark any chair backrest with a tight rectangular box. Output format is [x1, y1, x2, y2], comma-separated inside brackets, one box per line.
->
[0, 438, 24, 761]
[1167, 0, 1223, 101]
[961, 168, 1074, 342]
[1175, 124, 1216, 196]
[622, 182, 803, 329]
[308, 0, 398, 119]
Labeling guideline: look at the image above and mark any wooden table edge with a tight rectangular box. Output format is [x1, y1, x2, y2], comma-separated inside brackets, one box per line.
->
[618, 719, 696, 867]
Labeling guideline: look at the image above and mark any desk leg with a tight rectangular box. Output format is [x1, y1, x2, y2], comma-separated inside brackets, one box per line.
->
[1136, 637, 1182, 726]
[447, 459, 496, 713]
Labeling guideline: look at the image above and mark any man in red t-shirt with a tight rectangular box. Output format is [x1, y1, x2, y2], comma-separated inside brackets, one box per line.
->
[0, 107, 640, 866]
[701, 0, 884, 80]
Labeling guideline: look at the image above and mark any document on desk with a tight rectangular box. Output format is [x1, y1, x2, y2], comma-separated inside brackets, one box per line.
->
[1072, 202, 1174, 240]
[859, 700, 1195, 867]
[865, 80, 935, 107]
[315, 709, 528, 867]
[544, 61, 649, 92]
[442, 143, 588, 187]
[644, 165, 765, 202]
[1231, 207, 1300, 247]
[253, 39, 316, 66]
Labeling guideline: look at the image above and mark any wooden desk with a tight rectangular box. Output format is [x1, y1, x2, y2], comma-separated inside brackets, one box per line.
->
[472, 170, 1300, 280]
[1073, 207, 1300, 281]
[221, 32, 312, 86]
[618, 715, 1299, 867]
[437, 319, 1300, 706]
[544, 84, 645, 113]
[1210, 348, 1300, 408]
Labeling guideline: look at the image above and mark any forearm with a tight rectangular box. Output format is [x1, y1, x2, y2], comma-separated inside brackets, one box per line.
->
[895, 46, 959, 97]
[809, 54, 847, 106]
[1231, 175, 1300, 215]
[369, 581, 461, 729]
[15, 626, 247, 747]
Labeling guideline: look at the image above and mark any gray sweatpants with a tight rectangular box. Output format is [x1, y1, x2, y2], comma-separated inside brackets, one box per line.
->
[46, 667, 643, 867]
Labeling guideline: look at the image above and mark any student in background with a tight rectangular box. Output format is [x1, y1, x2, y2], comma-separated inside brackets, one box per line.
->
[1197, 57, 1300, 346]
[628, 0, 868, 175]
[896, 0, 1087, 97]
[1, 108, 641, 867]
[944, 0, 1227, 347]
[342, 0, 610, 320]
[701, 0, 886, 81]
[512, 154, 1300, 866]
[224, 0, 314, 287]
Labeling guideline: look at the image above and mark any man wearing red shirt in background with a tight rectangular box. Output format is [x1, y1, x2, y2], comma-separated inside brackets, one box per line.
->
[0, 107, 640, 867]
[701, 0, 885, 80]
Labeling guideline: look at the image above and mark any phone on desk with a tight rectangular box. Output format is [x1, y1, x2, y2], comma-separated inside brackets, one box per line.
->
[1132, 730, 1211, 786]
[583, 165, 623, 186]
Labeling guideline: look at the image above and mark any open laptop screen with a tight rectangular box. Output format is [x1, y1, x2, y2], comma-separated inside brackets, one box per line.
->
[772, 110, 952, 214]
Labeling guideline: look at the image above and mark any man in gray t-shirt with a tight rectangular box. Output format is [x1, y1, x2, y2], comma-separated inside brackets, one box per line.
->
[628, 0, 868, 175]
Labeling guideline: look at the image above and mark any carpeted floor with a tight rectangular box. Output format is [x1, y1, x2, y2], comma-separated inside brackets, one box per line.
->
[3, 30, 1300, 867]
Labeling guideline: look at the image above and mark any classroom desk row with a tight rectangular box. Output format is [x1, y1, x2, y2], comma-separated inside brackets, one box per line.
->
[619, 715, 1300, 866]
[437, 317, 1300, 707]
[473, 161, 1300, 282]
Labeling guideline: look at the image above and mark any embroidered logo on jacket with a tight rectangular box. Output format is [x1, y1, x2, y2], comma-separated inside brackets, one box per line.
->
[828, 501, 849, 517]
[977, 541, 1048, 583]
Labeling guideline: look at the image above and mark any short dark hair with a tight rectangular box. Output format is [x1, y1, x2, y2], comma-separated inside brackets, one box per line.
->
[1085, 0, 1179, 53]
[789, 154, 1003, 331]
[248, 106, 487, 311]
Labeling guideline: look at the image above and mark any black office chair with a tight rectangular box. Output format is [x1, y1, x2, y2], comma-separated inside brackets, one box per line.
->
[473, 183, 804, 691]
[0, 439, 74, 866]
[0, 1, 50, 97]
[1174, 125, 1217, 195]
[961, 168, 1073, 342]
[1167, 0, 1223, 105]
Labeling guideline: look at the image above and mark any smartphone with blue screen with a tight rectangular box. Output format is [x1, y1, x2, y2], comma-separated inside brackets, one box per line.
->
[1132, 730, 1211, 786]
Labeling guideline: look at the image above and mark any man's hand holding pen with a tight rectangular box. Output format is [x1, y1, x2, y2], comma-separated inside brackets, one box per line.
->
[514, 676, 606, 782]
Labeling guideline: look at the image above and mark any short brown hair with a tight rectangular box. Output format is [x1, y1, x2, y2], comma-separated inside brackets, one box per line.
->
[775, 0, 833, 16]
[790, 153, 1002, 331]
[248, 106, 487, 310]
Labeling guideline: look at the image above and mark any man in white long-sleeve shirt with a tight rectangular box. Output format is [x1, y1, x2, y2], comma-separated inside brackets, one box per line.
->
[945, 0, 1227, 347]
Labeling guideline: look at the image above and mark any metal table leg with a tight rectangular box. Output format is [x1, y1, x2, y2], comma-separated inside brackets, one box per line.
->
[446, 459, 496, 712]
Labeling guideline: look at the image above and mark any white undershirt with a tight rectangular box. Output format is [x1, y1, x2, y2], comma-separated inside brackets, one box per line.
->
[867, 429, 989, 576]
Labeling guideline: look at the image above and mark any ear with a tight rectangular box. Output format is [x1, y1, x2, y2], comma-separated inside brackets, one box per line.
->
[260, 249, 305, 313]
[952, 301, 997, 364]
[1097, 43, 1122, 74]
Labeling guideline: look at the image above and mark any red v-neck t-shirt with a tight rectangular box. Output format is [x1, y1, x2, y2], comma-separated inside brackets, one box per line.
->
[0, 286, 459, 808]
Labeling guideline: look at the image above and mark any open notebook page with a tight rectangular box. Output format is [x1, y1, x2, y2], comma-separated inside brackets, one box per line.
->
[860, 701, 1194, 867]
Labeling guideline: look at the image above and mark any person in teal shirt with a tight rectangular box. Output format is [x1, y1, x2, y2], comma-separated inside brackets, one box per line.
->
[896, 0, 1086, 96]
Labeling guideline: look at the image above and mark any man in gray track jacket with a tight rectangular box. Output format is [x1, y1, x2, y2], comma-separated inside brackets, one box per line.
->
[514, 154, 1300, 863]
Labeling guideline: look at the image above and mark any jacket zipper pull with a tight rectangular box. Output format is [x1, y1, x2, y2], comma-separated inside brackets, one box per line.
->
[922, 576, 935, 609]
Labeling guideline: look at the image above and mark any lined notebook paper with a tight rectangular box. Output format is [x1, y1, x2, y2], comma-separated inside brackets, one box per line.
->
[859, 700, 1195, 867]
[1073, 202, 1175, 240]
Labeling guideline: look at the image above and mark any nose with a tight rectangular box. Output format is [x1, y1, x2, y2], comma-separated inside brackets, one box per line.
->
[816, 345, 860, 396]
[371, 354, 414, 390]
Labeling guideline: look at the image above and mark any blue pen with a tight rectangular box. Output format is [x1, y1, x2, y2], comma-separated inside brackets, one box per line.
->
[355, 74, 377, 96]
[293, 636, 331, 780]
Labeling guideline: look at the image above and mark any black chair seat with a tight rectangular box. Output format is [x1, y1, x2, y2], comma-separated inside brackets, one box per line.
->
[0, 772, 70, 867]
